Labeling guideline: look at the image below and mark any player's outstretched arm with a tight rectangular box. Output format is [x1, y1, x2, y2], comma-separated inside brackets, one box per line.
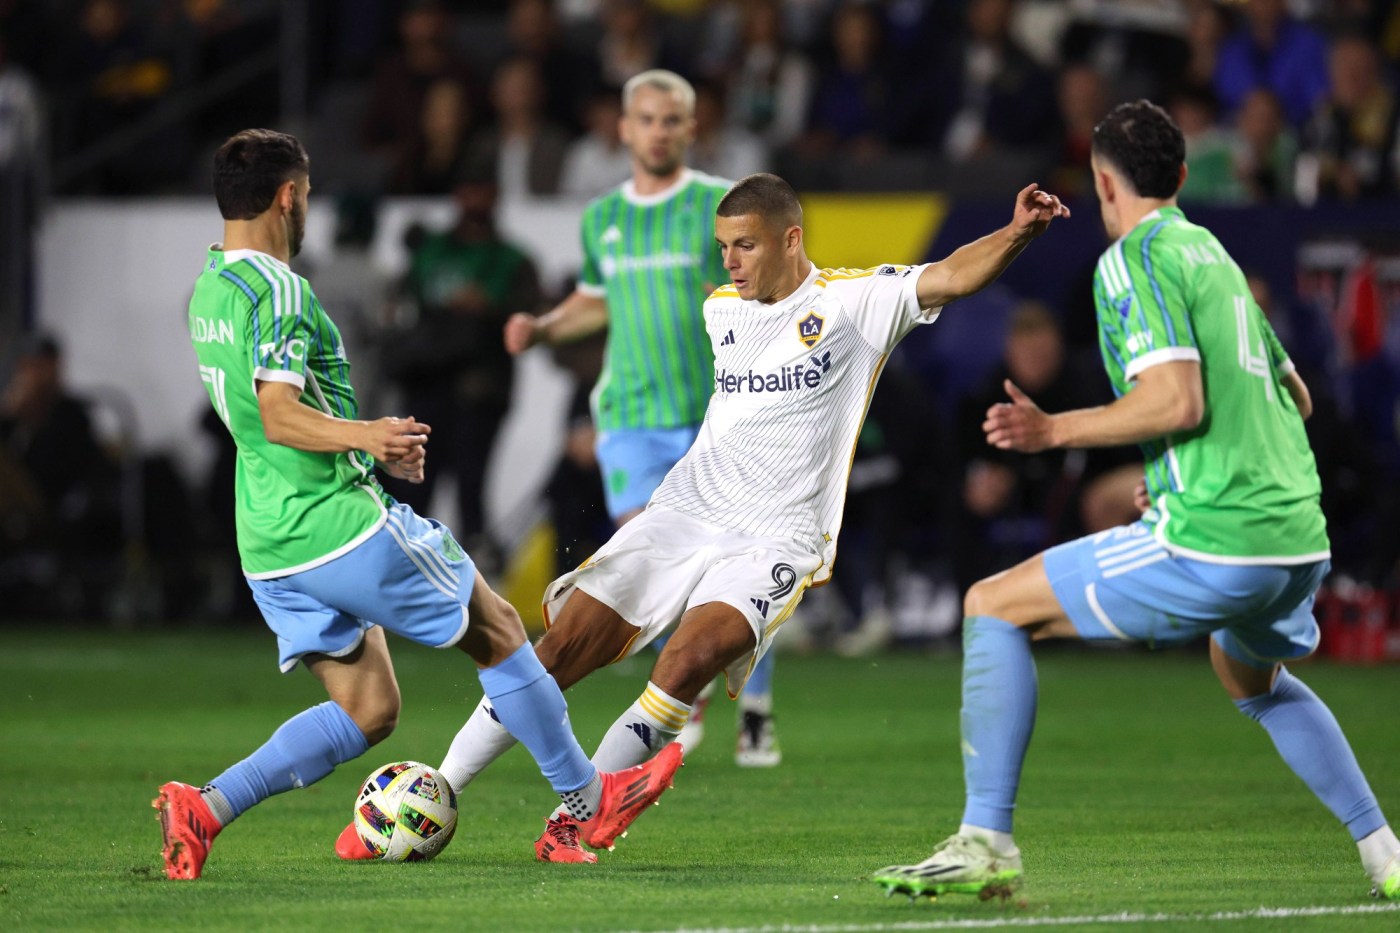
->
[984, 360, 1204, 453]
[503, 290, 609, 354]
[256, 381, 430, 461]
[916, 184, 1069, 311]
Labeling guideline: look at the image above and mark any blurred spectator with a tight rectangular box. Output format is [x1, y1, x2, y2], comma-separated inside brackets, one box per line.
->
[951, 303, 1107, 591]
[362, 1, 478, 169]
[798, 2, 895, 161]
[597, 0, 662, 90]
[60, 0, 179, 191]
[1058, 0, 1190, 103]
[380, 170, 542, 551]
[1299, 35, 1399, 203]
[160, 0, 271, 135]
[929, 0, 1058, 163]
[1213, 0, 1329, 128]
[688, 80, 767, 181]
[723, 0, 814, 150]
[1052, 63, 1109, 197]
[560, 89, 631, 197]
[0, 335, 114, 558]
[1172, 87, 1246, 203]
[0, 29, 42, 327]
[504, 0, 599, 133]
[1179, 0, 1232, 95]
[468, 56, 569, 197]
[0, 0, 51, 79]
[1233, 87, 1297, 202]
[387, 77, 478, 194]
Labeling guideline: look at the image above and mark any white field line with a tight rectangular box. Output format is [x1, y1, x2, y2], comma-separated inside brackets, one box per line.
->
[632, 901, 1400, 933]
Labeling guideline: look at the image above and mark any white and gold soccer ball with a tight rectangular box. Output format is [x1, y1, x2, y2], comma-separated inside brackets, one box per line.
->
[353, 761, 458, 861]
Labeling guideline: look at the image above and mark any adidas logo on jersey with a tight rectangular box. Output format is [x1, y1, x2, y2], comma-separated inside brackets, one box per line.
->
[750, 597, 770, 618]
[601, 225, 622, 244]
[720, 330, 735, 346]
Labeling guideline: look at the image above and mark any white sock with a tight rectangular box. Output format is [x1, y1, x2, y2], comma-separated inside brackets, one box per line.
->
[738, 689, 772, 716]
[438, 695, 518, 794]
[549, 682, 690, 820]
[1359, 825, 1400, 882]
[559, 773, 603, 822]
[960, 822, 1017, 855]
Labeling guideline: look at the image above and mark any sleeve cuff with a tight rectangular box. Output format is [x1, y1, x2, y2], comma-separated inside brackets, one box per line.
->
[576, 281, 606, 298]
[904, 263, 938, 322]
[1123, 346, 1200, 381]
[1277, 357, 1296, 376]
[253, 367, 306, 390]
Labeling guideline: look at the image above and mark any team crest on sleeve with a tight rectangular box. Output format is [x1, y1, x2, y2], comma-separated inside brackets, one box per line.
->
[797, 310, 825, 348]
[879, 265, 898, 276]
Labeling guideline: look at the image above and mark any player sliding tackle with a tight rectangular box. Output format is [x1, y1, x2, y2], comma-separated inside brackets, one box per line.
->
[872, 100, 1400, 903]
[335, 172, 1066, 864]
[157, 129, 680, 881]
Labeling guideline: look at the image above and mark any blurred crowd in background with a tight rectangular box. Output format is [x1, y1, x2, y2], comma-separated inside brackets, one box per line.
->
[2, 0, 1400, 201]
[2, 0, 1399, 652]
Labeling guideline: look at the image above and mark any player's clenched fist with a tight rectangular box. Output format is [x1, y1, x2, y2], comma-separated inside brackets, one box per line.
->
[382, 443, 427, 484]
[362, 415, 430, 462]
[983, 380, 1055, 453]
[504, 313, 540, 355]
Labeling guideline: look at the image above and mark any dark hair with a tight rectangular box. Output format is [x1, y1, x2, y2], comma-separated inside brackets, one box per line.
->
[212, 129, 310, 220]
[1091, 100, 1184, 199]
[717, 172, 802, 229]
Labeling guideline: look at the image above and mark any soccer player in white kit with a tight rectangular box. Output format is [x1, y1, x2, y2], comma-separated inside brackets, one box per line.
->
[444, 172, 1068, 862]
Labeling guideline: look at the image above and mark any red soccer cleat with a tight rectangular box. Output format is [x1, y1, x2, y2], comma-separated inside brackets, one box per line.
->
[152, 782, 223, 880]
[574, 742, 684, 851]
[335, 822, 379, 861]
[534, 815, 598, 863]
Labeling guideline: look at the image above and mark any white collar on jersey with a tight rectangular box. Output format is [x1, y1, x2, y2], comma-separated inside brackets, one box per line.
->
[621, 168, 694, 207]
[214, 244, 290, 271]
[773, 262, 821, 309]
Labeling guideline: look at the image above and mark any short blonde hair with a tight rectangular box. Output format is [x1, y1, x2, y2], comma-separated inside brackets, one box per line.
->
[622, 69, 695, 115]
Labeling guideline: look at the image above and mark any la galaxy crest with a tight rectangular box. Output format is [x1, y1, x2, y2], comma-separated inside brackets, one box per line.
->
[797, 310, 824, 348]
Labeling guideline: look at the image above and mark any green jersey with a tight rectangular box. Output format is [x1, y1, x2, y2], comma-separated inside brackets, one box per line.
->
[189, 247, 391, 578]
[1092, 206, 1328, 563]
[577, 169, 730, 431]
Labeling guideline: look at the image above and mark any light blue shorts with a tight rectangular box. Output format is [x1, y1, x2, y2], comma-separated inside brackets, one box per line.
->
[1043, 522, 1329, 669]
[247, 503, 476, 672]
[594, 425, 700, 521]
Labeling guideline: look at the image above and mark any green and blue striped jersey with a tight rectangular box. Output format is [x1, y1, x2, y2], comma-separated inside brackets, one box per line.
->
[1092, 207, 1328, 563]
[578, 169, 730, 431]
[189, 247, 390, 578]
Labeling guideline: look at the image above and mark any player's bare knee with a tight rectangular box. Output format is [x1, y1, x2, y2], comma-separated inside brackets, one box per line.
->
[964, 578, 1000, 619]
[342, 693, 399, 746]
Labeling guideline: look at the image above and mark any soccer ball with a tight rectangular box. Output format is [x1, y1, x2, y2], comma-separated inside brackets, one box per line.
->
[353, 761, 458, 861]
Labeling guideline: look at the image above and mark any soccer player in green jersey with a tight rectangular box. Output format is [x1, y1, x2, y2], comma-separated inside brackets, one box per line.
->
[872, 101, 1399, 902]
[501, 70, 782, 770]
[154, 129, 680, 880]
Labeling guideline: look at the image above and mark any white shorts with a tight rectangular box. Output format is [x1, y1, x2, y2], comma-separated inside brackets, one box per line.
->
[542, 506, 822, 696]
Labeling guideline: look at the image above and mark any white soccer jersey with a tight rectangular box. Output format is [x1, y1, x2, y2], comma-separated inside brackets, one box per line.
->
[649, 261, 936, 583]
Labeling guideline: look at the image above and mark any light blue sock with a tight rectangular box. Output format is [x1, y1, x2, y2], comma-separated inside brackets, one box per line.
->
[960, 616, 1037, 834]
[1234, 666, 1385, 841]
[207, 701, 368, 823]
[477, 643, 597, 794]
[744, 649, 775, 701]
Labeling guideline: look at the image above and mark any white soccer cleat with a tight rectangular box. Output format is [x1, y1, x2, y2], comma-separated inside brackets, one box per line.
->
[735, 710, 781, 768]
[872, 832, 1023, 900]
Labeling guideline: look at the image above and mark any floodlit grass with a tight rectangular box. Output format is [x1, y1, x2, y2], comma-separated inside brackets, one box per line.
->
[2, 630, 1396, 931]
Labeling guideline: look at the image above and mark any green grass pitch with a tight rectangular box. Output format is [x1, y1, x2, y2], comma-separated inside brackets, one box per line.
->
[3, 629, 1397, 931]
